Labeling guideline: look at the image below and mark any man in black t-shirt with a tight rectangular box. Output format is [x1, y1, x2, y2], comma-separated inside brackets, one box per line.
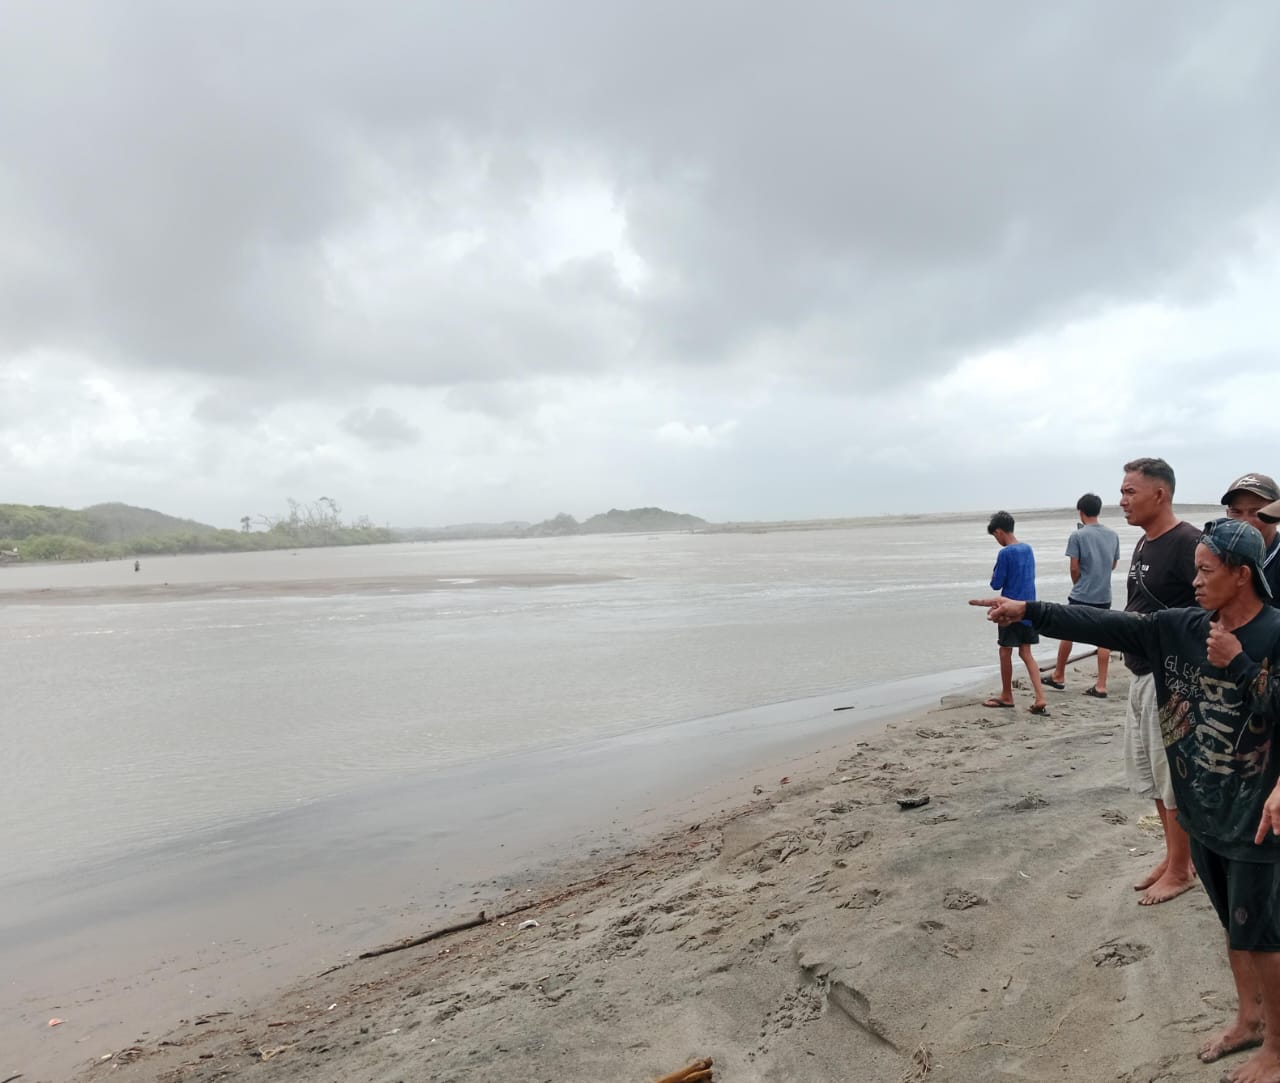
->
[1120, 457, 1200, 906]
[972, 519, 1280, 1075]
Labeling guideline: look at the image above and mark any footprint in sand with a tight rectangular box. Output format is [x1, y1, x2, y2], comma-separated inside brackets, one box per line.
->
[755, 986, 825, 1054]
[943, 888, 988, 910]
[1091, 941, 1152, 968]
[837, 888, 885, 910]
[831, 830, 871, 854]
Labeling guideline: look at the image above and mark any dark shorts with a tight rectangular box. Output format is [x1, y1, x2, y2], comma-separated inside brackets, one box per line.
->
[997, 622, 1040, 648]
[1189, 838, 1280, 951]
[1067, 599, 1111, 610]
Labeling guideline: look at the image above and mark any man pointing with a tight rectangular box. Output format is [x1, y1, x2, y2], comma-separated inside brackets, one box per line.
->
[971, 519, 1280, 1080]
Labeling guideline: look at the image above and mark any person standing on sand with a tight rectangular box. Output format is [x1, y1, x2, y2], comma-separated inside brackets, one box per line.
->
[1222, 473, 1280, 605]
[1119, 457, 1201, 906]
[971, 519, 1280, 1082]
[1043, 492, 1120, 697]
[982, 511, 1049, 715]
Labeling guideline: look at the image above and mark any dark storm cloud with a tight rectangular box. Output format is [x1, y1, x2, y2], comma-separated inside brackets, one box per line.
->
[2, 1, 1278, 394]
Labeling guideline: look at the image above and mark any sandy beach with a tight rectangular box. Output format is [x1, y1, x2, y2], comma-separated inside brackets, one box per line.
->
[27, 659, 1244, 1083]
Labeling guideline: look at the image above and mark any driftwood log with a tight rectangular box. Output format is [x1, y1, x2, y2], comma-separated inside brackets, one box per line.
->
[357, 899, 542, 960]
[1038, 648, 1097, 673]
[358, 912, 488, 960]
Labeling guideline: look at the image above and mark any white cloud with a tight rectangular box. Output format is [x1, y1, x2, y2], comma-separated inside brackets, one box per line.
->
[654, 420, 738, 449]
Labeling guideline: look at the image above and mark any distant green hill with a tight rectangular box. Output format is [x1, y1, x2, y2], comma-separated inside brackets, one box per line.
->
[579, 507, 706, 533]
[523, 507, 706, 537]
[83, 503, 223, 544]
[0, 500, 392, 562]
[395, 507, 708, 541]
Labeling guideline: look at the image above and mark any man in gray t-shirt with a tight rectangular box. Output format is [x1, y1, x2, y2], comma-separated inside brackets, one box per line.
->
[1044, 493, 1121, 696]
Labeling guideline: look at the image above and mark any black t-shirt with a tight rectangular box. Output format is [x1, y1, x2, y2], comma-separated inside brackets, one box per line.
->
[1124, 521, 1200, 675]
[1026, 600, 1280, 861]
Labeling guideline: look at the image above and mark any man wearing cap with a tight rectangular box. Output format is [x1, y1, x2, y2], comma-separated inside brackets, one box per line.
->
[972, 519, 1280, 1078]
[1120, 457, 1201, 905]
[1223, 473, 1280, 605]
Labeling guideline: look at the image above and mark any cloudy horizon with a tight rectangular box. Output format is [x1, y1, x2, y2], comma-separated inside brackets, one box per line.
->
[3, 2, 1279, 530]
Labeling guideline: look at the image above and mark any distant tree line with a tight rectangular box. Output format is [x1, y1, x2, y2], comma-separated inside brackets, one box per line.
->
[0, 498, 392, 563]
[394, 507, 708, 542]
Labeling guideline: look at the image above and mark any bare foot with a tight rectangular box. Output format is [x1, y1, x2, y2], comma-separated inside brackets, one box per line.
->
[1135, 858, 1168, 891]
[1200, 1019, 1264, 1063]
[1221, 1043, 1280, 1082]
[1138, 869, 1196, 906]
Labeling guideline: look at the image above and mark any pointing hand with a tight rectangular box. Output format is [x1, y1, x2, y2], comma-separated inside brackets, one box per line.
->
[969, 597, 1027, 626]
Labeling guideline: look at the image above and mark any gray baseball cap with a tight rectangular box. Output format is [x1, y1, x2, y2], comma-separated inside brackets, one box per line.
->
[1221, 473, 1280, 505]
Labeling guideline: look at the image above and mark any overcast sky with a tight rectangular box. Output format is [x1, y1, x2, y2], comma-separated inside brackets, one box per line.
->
[3, 2, 1278, 528]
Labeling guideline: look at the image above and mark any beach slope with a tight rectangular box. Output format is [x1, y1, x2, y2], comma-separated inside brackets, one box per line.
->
[71, 668, 1237, 1082]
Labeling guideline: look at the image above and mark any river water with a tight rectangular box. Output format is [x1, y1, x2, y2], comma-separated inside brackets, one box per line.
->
[4, 509, 1183, 1077]
[1, 511, 1156, 888]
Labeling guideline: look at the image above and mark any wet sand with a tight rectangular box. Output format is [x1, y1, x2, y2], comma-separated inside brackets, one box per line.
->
[20, 660, 1247, 1083]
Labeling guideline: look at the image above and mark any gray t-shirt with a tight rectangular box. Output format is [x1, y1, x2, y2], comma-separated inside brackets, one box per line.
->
[1066, 521, 1121, 604]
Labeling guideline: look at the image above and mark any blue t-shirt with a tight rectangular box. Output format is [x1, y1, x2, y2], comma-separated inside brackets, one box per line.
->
[992, 541, 1037, 623]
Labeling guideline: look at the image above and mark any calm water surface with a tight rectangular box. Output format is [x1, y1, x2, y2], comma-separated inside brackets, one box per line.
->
[1, 512, 1152, 887]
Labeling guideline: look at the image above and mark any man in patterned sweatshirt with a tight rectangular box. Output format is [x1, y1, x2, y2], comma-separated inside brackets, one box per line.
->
[972, 519, 1280, 1082]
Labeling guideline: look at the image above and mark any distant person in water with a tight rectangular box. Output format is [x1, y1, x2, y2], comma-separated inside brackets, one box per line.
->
[1043, 493, 1120, 697]
[134, 560, 140, 572]
[982, 511, 1048, 715]
[972, 519, 1280, 1077]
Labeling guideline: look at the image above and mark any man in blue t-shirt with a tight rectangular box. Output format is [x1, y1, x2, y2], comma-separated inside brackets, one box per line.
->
[1044, 493, 1121, 696]
[982, 511, 1048, 714]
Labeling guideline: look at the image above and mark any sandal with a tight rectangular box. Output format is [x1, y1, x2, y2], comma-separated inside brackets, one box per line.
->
[1083, 687, 1108, 699]
[1029, 704, 1050, 716]
[982, 698, 1015, 709]
[1043, 677, 1066, 690]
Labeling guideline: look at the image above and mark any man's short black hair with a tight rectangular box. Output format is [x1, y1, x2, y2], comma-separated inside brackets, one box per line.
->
[1123, 457, 1176, 495]
[987, 510, 1015, 535]
[1077, 493, 1103, 517]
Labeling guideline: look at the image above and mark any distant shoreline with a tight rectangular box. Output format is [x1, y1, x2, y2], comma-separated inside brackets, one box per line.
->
[703, 502, 1221, 534]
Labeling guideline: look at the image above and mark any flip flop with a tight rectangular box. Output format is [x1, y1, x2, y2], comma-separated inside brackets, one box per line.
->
[982, 698, 1015, 709]
[1083, 687, 1109, 699]
[1043, 677, 1066, 690]
[1029, 704, 1050, 716]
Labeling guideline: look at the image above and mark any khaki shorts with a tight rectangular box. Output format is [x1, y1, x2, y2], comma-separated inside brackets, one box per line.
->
[1124, 672, 1175, 807]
